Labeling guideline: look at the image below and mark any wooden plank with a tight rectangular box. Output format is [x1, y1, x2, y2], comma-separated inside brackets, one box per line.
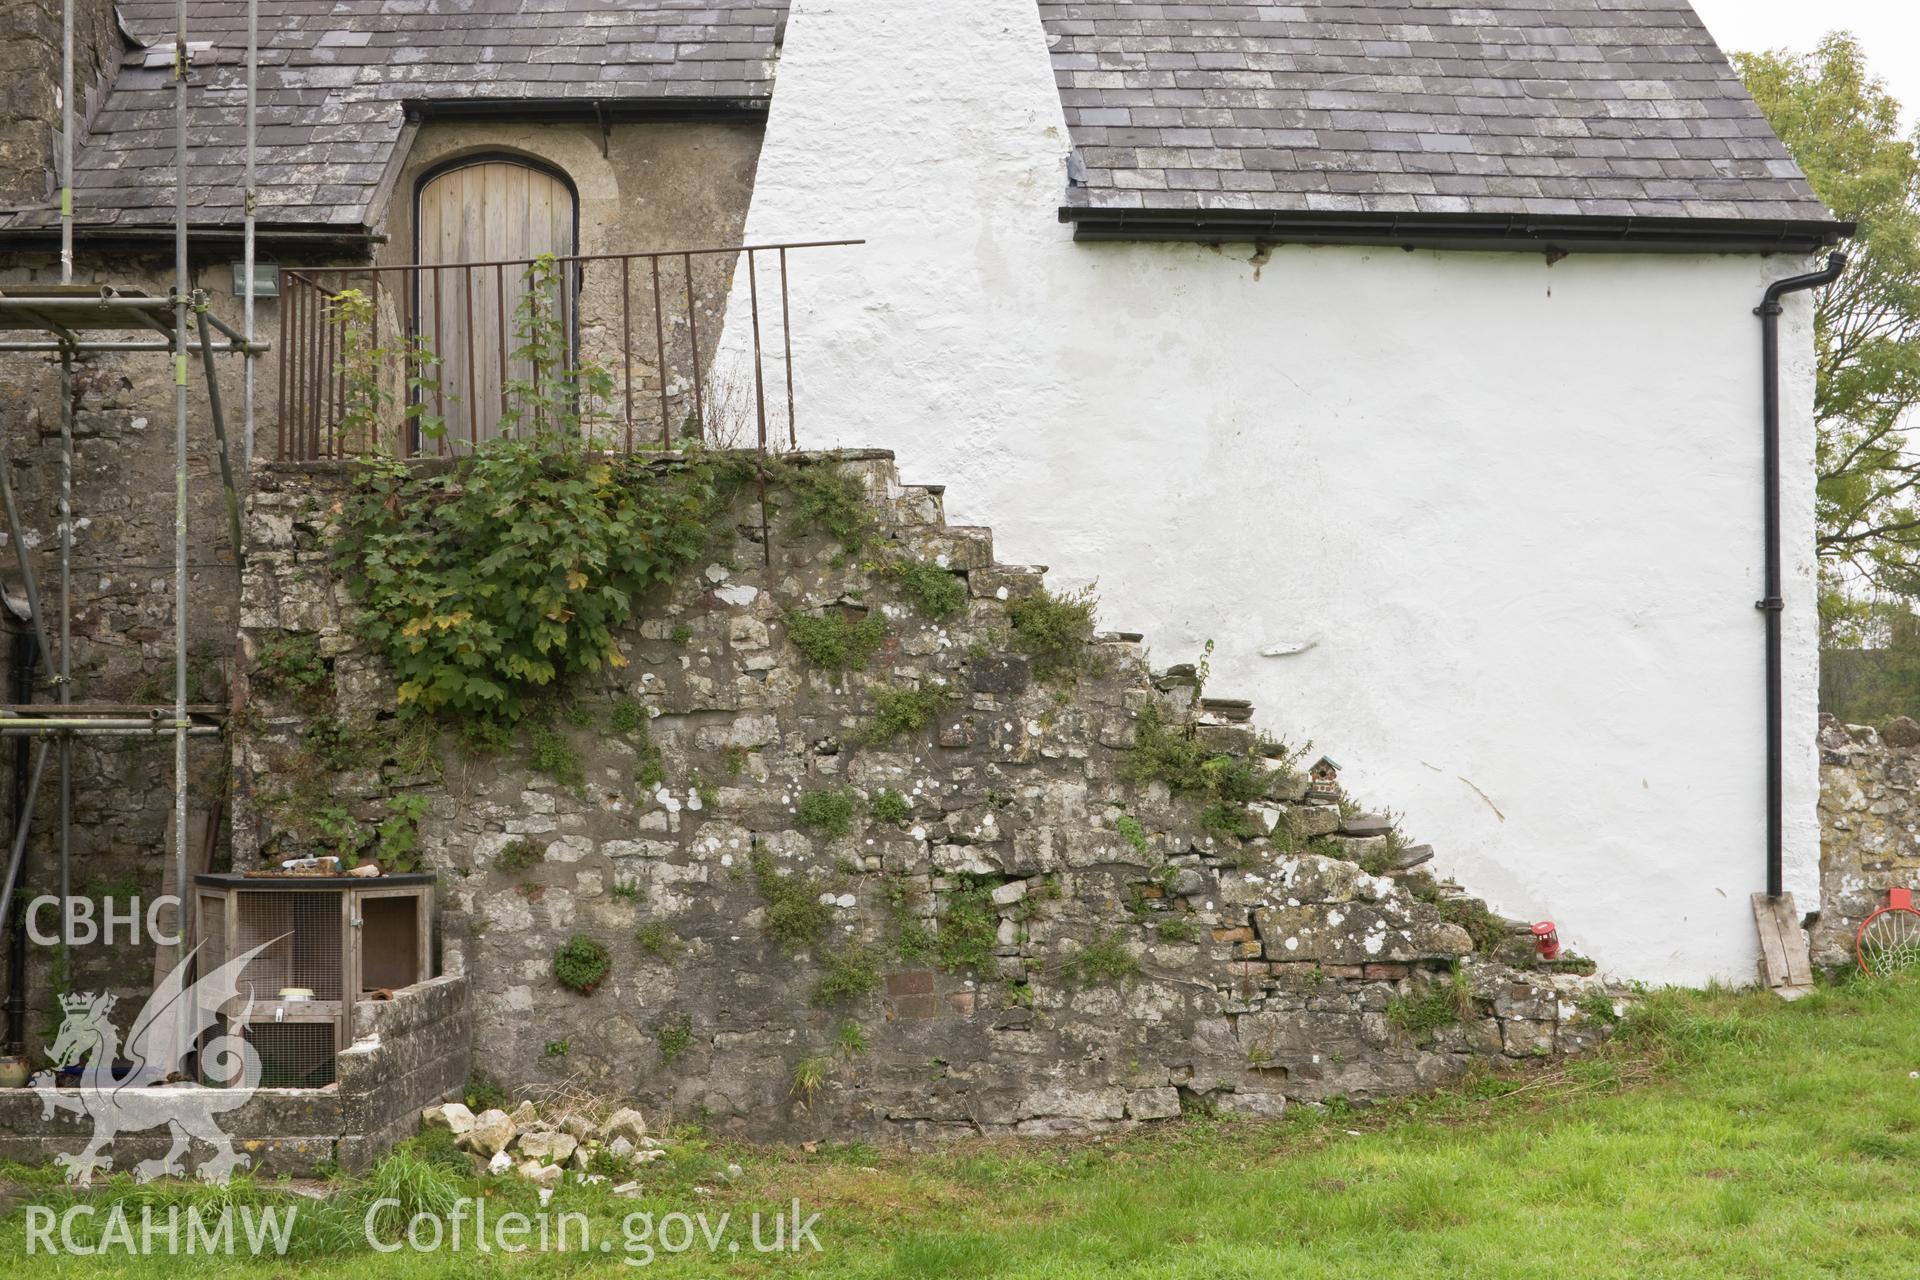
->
[1773, 893, 1816, 988]
[1752, 892, 1814, 1000]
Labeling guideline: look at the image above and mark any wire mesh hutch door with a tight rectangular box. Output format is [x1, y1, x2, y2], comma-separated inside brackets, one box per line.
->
[192, 873, 434, 1087]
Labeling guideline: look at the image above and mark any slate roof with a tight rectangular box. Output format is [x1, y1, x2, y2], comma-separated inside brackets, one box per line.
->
[9, 0, 784, 234]
[1043, 0, 1848, 249]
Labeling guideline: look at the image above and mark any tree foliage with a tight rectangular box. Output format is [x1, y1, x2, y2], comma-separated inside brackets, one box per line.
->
[1736, 35, 1920, 633]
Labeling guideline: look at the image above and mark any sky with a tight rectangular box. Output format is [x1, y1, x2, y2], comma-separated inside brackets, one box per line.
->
[1691, 0, 1920, 130]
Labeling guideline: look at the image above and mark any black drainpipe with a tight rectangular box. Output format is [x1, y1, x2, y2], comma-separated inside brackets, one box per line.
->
[2, 617, 34, 1052]
[1757, 252, 1847, 899]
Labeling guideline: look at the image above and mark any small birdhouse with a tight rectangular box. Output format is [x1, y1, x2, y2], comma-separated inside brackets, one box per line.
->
[1306, 756, 1342, 803]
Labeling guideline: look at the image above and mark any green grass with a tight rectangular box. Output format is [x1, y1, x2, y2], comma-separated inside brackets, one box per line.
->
[8, 977, 1920, 1276]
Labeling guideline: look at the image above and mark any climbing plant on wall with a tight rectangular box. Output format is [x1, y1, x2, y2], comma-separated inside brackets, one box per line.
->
[335, 260, 752, 730]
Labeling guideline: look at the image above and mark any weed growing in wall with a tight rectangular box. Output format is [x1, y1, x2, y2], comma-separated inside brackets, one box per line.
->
[774, 460, 876, 552]
[494, 839, 547, 876]
[936, 875, 1001, 973]
[888, 558, 967, 619]
[1061, 931, 1140, 983]
[1386, 966, 1475, 1038]
[526, 725, 583, 794]
[796, 787, 860, 839]
[812, 944, 883, 1006]
[374, 794, 433, 873]
[836, 1020, 868, 1057]
[253, 633, 332, 710]
[635, 922, 681, 960]
[867, 789, 912, 824]
[552, 935, 612, 995]
[862, 684, 956, 743]
[656, 1014, 694, 1065]
[751, 851, 835, 949]
[608, 695, 650, 734]
[791, 1054, 831, 1104]
[1007, 585, 1098, 681]
[1124, 704, 1268, 838]
[783, 609, 888, 670]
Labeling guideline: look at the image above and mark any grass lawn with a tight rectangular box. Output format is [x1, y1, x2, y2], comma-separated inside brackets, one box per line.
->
[4, 976, 1919, 1278]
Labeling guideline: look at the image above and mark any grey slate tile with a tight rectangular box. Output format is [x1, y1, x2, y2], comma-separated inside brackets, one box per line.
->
[1044, 0, 1835, 226]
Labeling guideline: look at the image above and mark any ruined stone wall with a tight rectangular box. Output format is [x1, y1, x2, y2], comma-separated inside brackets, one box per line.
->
[233, 451, 1620, 1142]
[1814, 713, 1920, 971]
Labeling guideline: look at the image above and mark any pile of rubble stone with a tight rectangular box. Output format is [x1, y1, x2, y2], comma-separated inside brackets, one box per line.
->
[420, 1100, 668, 1193]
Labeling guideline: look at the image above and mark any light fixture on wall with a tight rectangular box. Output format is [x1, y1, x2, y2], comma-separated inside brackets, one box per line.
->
[230, 261, 279, 298]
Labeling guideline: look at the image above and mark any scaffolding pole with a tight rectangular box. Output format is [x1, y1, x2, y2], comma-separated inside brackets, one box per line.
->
[172, 0, 191, 997]
[57, 0, 75, 972]
[243, 0, 257, 467]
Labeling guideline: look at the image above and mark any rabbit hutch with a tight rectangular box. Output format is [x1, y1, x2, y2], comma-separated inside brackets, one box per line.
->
[191, 872, 435, 1087]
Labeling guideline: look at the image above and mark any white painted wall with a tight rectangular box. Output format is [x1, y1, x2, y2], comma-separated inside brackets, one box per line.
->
[723, 0, 1823, 986]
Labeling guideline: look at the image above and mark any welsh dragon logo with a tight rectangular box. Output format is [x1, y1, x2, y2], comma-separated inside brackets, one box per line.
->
[30, 937, 281, 1185]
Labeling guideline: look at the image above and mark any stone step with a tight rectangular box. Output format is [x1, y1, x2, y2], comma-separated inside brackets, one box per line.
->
[895, 525, 993, 572]
[1094, 631, 1144, 644]
[1199, 697, 1253, 724]
[1340, 813, 1392, 837]
[970, 563, 1046, 601]
[888, 485, 946, 528]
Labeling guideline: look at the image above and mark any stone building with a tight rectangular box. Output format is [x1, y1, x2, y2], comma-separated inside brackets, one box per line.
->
[0, 0, 1863, 1160]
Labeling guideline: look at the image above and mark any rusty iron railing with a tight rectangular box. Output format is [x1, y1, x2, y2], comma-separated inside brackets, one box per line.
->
[275, 240, 860, 461]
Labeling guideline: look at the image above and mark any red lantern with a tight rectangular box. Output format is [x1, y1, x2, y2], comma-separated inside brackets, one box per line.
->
[1531, 921, 1560, 961]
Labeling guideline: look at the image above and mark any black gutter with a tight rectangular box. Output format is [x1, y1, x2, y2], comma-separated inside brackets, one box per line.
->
[402, 96, 770, 126]
[1059, 206, 1854, 256]
[1758, 252, 1847, 900]
[0, 224, 381, 254]
[2, 618, 33, 1054]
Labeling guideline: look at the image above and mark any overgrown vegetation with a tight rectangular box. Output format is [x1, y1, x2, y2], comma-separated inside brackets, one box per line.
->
[777, 460, 876, 552]
[1124, 703, 1269, 838]
[868, 788, 912, 824]
[935, 874, 1001, 973]
[862, 683, 955, 742]
[551, 934, 611, 995]
[655, 1014, 694, 1065]
[889, 558, 967, 619]
[336, 263, 749, 735]
[812, 943, 883, 1006]
[1007, 585, 1098, 681]
[1061, 930, 1140, 983]
[1387, 965, 1475, 1038]
[783, 609, 888, 670]
[751, 850, 834, 949]
[253, 633, 331, 710]
[796, 786, 860, 839]
[493, 839, 546, 877]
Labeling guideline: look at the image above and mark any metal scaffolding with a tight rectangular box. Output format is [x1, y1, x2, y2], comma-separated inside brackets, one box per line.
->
[0, 0, 265, 1025]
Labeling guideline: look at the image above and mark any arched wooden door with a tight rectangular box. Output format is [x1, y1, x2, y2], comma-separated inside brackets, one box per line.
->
[416, 156, 577, 446]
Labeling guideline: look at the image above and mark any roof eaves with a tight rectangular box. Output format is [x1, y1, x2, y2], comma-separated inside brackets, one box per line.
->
[1057, 207, 1857, 257]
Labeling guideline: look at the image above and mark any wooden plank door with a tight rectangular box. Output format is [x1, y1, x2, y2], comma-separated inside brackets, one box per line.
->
[416, 158, 576, 447]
